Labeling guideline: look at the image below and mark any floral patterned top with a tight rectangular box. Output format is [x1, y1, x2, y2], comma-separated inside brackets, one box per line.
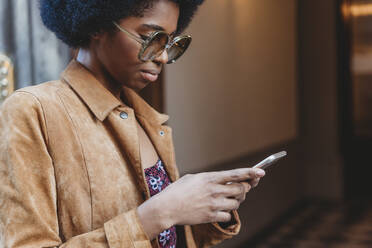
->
[144, 159, 177, 248]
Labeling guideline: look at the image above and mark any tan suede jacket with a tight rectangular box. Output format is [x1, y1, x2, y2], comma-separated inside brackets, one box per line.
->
[0, 61, 240, 248]
[0, 60, 240, 248]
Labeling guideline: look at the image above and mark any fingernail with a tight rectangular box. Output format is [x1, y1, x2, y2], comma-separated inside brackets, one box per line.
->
[256, 170, 265, 177]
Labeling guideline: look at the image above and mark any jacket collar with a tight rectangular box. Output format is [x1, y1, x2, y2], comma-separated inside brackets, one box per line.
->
[61, 60, 169, 125]
[121, 86, 169, 125]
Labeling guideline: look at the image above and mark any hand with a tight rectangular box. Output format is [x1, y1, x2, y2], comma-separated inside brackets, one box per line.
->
[227, 175, 263, 203]
[137, 167, 265, 239]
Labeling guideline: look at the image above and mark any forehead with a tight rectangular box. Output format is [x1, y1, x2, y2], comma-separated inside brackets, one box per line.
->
[121, 0, 180, 33]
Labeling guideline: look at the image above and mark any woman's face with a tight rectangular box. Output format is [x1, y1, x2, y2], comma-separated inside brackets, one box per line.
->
[94, 0, 180, 92]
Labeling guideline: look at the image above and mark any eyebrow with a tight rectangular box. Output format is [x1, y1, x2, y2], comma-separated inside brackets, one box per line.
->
[141, 23, 177, 36]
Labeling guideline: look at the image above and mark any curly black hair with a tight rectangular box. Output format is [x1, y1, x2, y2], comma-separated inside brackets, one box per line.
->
[39, 0, 205, 48]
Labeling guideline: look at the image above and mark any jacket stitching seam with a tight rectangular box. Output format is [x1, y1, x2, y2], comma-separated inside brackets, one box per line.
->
[56, 89, 94, 230]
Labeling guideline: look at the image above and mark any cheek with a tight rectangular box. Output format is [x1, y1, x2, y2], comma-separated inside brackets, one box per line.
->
[100, 34, 142, 81]
[111, 35, 140, 66]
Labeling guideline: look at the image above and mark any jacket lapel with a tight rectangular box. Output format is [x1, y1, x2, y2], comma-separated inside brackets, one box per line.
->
[122, 87, 179, 182]
[136, 116, 179, 182]
[105, 107, 148, 192]
[62, 61, 179, 187]
[61, 61, 149, 192]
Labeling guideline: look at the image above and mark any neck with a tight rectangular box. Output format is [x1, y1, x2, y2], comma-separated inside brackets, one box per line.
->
[76, 48, 122, 99]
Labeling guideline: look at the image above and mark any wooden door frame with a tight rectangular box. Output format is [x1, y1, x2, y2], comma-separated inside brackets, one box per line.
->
[337, 0, 352, 155]
[336, 0, 372, 199]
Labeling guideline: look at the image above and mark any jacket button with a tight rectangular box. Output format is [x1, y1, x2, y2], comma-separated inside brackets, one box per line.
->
[119, 111, 128, 119]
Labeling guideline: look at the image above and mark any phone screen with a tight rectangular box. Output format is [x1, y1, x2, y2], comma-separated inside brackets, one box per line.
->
[252, 151, 287, 170]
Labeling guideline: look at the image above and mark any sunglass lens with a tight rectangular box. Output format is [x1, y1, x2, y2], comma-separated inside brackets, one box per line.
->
[166, 37, 191, 64]
[141, 32, 169, 61]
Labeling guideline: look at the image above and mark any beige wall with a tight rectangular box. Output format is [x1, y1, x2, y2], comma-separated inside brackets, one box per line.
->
[164, 1, 302, 247]
[164, 0, 343, 246]
[165, 0, 298, 174]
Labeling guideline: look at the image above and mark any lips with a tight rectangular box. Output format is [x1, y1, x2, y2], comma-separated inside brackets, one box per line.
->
[140, 70, 159, 82]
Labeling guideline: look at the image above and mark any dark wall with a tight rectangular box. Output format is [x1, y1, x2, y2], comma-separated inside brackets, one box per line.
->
[298, 0, 343, 200]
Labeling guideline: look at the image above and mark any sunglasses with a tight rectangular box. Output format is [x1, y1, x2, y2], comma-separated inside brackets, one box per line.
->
[113, 22, 192, 64]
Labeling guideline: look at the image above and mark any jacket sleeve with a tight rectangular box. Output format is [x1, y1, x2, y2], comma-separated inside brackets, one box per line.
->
[190, 210, 241, 247]
[0, 92, 151, 248]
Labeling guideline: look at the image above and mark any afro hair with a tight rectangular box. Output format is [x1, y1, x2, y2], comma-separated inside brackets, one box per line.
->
[39, 0, 205, 48]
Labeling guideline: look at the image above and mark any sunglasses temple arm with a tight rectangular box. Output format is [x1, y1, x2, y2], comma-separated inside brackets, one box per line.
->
[113, 22, 144, 44]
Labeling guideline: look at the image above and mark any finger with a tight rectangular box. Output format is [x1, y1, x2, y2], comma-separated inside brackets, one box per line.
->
[249, 178, 261, 188]
[235, 192, 246, 203]
[214, 183, 246, 198]
[235, 182, 250, 203]
[217, 198, 240, 211]
[211, 168, 265, 184]
[214, 211, 232, 223]
[240, 182, 252, 192]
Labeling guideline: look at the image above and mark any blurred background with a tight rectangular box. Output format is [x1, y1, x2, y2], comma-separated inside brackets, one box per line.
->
[1, 0, 372, 247]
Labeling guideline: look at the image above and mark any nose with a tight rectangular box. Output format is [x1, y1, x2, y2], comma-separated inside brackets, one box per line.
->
[153, 49, 168, 65]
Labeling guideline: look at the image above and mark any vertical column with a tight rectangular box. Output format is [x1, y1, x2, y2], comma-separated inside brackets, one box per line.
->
[29, 0, 70, 85]
[0, 0, 12, 55]
[1, 0, 70, 89]
[11, 0, 33, 88]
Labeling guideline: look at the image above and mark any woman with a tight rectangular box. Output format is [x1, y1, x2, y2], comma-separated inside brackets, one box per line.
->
[0, 0, 265, 247]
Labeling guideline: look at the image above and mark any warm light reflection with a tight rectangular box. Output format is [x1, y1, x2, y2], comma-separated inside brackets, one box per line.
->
[343, 3, 372, 17]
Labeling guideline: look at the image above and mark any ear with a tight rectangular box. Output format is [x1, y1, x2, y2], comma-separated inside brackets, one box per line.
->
[90, 30, 109, 46]
[91, 31, 103, 40]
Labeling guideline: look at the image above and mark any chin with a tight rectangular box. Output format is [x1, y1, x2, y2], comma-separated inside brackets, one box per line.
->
[126, 79, 149, 93]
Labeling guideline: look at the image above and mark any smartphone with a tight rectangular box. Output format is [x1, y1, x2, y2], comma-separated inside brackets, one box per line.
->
[252, 151, 287, 170]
